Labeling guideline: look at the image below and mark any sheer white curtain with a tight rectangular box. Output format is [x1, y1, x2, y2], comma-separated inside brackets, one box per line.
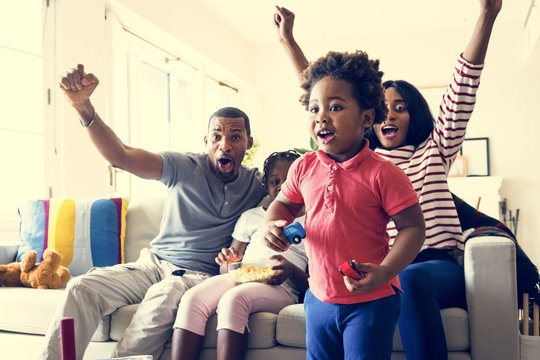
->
[0, 0, 47, 238]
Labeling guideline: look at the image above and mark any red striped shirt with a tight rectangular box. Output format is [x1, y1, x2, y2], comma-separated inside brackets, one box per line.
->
[375, 56, 483, 251]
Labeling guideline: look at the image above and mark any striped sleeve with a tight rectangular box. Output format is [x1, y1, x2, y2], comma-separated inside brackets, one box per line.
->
[433, 56, 484, 172]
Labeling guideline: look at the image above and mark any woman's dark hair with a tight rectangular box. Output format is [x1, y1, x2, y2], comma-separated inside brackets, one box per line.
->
[209, 107, 251, 137]
[262, 150, 301, 186]
[365, 80, 435, 149]
[299, 50, 387, 124]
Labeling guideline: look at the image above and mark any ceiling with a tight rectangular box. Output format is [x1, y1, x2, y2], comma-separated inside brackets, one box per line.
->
[196, 0, 526, 47]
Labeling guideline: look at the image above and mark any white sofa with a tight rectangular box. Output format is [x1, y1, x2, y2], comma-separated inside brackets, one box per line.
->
[0, 198, 524, 359]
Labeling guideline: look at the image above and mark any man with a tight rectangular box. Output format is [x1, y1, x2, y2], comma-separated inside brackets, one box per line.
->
[41, 64, 267, 359]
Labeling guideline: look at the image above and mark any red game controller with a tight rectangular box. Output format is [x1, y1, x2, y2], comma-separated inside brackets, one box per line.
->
[339, 260, 365, 280]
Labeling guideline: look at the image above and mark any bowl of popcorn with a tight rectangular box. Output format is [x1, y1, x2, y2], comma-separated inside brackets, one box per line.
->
[228, 259, 277, 284]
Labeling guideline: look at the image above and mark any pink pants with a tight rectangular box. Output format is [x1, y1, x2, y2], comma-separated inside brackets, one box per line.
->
[174, 273, 295, 335]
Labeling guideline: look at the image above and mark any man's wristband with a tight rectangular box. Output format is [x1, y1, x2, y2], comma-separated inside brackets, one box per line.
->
[79, 106, 96, 128]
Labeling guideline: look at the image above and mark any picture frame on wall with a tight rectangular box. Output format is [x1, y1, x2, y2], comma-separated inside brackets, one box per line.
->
[460, 137, 490, 176]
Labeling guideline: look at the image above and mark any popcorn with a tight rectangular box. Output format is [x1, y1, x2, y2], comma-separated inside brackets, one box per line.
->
[229, 262, 277, 284]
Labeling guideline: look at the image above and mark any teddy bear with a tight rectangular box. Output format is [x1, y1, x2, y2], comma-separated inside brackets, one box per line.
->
[20, 249, 71, 289]
[0, 261, 23, 287]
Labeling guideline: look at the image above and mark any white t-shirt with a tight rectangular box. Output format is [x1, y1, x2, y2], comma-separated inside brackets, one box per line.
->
[232, 206, 308, 300]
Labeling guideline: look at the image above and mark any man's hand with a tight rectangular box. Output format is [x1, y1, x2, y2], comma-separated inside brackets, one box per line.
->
[274, 6, 296, 44]
[58, 64, 99, 109]
[215, 247, 243, 265]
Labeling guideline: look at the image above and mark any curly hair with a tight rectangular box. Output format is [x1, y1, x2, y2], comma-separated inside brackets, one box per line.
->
[299, 50, 387, 124]
[262, 150, 301, 186]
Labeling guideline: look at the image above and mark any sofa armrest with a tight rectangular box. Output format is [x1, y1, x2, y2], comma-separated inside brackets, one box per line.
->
[0, 240, 20, 263]
[464, 236, 520, 360]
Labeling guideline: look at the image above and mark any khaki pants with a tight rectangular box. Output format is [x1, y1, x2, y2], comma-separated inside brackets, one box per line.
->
[39, 248, 210, 360]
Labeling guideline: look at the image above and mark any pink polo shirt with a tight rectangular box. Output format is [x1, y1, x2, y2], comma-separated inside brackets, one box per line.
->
[282, 141, 418, 304]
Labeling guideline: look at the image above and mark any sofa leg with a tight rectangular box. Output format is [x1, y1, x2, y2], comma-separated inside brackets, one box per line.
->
[217, 328, 248, 360]
[170, 328, 203, 360]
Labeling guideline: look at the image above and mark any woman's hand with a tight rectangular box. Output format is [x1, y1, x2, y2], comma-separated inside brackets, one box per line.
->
[481, 0, 502, 15]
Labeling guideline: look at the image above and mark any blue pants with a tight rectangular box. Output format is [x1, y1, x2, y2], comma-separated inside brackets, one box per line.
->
[398, 250, 466, 360]
[304, 289, 400, 360]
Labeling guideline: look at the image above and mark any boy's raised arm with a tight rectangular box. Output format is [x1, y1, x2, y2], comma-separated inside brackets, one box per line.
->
[274, 6, 310, 83]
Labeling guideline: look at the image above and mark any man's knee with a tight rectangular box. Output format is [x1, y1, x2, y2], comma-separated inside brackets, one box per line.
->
[66, 273, 94, 294]
[146, 276, 190, 303]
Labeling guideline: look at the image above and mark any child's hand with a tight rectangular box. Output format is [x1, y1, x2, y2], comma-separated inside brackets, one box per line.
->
[215, 247, 242, 265]
[342, 261, 392, 294]
[274, 6, 295, 43]
[263, 220, 291, 253]
[266, 255, 292, 285]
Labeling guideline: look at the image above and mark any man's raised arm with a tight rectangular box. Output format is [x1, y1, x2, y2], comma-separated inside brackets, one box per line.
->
[59, 64, 163, 180]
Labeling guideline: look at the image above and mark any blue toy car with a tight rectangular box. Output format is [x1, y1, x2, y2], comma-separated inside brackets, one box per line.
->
[282, 221, 306, 245]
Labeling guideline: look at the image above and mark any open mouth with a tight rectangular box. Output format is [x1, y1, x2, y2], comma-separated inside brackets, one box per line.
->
[381, 125, 399, 138]
[317, 129, 335, 144]
[217, 157, 234, 172]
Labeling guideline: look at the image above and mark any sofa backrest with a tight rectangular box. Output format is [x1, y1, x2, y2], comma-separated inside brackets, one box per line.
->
[124, 198, 165, 263]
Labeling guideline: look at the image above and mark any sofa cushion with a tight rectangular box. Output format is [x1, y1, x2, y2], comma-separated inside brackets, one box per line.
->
[276, 304, 469, 351]
[0, 241, 19, 264]
[276, 304, 306, 348]
[0, 288, 65, 334]
[392, 307, 469, 351]
[0, 287, 111, 341]
[110, 303, 278, 349]
[123, 198, 164, 263]
[17, 198, 129, 276]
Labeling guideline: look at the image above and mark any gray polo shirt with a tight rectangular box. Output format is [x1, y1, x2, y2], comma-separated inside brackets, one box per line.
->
[149, 152, 266, 275]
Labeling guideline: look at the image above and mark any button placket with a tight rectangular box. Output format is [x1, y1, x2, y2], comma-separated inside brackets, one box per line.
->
[325, 165, 338, 212]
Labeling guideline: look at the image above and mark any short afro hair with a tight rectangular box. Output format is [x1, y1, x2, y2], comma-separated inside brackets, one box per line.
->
[299, 50, 387, 124]
[208, 107, 251, 137]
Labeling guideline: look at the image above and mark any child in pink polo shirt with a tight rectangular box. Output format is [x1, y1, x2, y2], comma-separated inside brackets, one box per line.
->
[262, 51, 426, 360]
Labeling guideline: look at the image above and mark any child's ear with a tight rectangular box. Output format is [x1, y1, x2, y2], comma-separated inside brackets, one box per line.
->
[362, 109, 375, 129]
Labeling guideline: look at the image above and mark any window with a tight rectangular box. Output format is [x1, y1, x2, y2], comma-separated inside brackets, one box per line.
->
[126, 55, 197, 197]
[109, 21, 242, 198]
[0, 0, 48, 238]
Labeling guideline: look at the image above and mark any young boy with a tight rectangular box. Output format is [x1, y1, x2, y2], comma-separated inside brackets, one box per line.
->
[262, 51, 426, 360]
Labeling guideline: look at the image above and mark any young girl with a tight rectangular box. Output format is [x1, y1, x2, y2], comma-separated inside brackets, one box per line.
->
[262, 51, 425, 360]
[170, 150, 308, 360]
[274, 2, 502, 358]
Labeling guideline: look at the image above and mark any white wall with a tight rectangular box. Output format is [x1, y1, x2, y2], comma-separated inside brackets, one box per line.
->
[54, 1, 540, 264]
